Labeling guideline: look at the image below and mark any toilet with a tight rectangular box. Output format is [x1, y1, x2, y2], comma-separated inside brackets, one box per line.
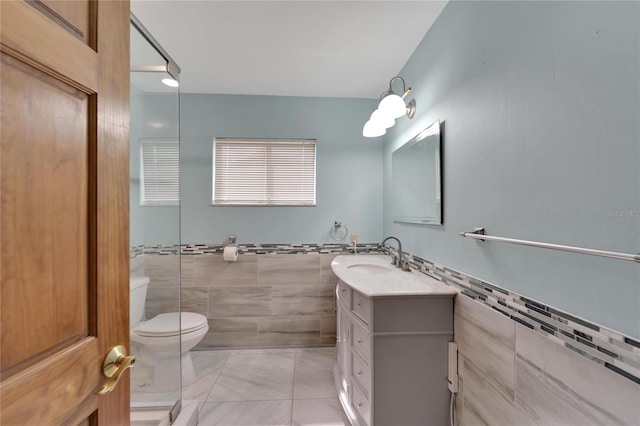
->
[130, 276, 209, 390]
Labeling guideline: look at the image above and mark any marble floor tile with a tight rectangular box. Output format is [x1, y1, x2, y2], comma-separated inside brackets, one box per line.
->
[199, 400, 292, 426]
[131, 389, 181, 405]
[183, 351, 231, 404]
[293, 348, 337, 399]
[192, 350, 233, 374]
[131, 359, 181, 405]
[207, 350, 296, 401]
[181, 347, 347, 425]
[291, 398, 348, 426]
[130, 359, 154, 391]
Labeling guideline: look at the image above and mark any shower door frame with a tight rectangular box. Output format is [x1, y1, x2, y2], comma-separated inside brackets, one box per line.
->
[129, 12, 183, 424]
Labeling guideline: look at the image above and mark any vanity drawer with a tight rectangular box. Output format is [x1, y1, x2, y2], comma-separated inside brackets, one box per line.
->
[337, 280, 351, 307]
[350, 320, 371, 362]
[351, 351, 371, 397]
[351, 291, 371, 325]
[350, 380, 371, 426]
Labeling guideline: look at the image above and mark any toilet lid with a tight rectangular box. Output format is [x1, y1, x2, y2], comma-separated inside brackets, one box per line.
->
[136, 312, 208, 337]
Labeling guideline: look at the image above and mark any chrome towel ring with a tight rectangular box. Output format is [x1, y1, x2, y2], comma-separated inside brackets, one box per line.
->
[330, 220, 348, 241]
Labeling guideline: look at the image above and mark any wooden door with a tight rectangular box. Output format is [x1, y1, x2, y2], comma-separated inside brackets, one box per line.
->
[0, 0, 130, 424]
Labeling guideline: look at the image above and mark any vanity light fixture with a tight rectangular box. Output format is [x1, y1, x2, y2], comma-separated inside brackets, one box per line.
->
[363, 76, 416, 138]
[161, 78, 179, 88]
[362, 119, 386, 137]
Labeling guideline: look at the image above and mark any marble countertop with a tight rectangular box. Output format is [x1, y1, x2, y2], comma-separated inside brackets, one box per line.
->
[331, 254, 457, 297]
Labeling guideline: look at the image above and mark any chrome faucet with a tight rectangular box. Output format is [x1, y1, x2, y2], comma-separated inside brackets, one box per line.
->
[380, 236, 411, 272]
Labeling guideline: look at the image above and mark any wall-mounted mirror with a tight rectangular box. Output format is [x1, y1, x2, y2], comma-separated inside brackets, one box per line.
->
[392, 120, 442, 225]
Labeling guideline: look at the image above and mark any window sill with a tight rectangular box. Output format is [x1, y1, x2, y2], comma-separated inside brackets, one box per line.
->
[209, 203, 317, 207]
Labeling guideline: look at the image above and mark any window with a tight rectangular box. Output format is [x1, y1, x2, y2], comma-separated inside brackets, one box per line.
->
[140, 140, 179, 206]
[213, 138, 316, 206]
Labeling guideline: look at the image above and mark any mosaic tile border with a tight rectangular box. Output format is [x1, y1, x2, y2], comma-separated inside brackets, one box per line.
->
[141, 243, 379, 256]
[394, 249, 640, 386]
[144, 244, 180, 255]
[179, 243, 381, 255]
[129, 245, 144, 259]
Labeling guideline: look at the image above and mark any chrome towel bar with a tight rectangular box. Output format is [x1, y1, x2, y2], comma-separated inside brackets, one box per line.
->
[460, 228, 640, 263]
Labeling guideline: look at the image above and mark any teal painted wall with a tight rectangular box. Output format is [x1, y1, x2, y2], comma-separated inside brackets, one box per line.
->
[383, 1, 640, 337]
[175, 94, 382, 244]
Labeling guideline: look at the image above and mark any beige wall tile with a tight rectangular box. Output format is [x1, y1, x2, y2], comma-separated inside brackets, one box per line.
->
[181, 256, 194, 287]
[145, 287, 179, 318]
[209, 286, 272, 317]
[516, 324, 640, 425]
[272, 284, 335, 316]
[144, 253, 338, 349]
[144, 254, 180, 288]
[456, 376, 465, 426]
[320, 254, 338, 270]
[194, 255, 258, 287]
[320, 269, 339, 286]
[455, 295, 515, 399]
[320, 315, 337, 345]
[461, 358, 536, 426]
[258, 316, 322, 347]
[258, 254, 320, 285]
[181, 287, 208, 316]
[516, 356, 629, 425]
[199, 318, 259, 349]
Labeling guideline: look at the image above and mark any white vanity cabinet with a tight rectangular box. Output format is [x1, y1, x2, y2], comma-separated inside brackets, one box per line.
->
[332, 256, 455, 426]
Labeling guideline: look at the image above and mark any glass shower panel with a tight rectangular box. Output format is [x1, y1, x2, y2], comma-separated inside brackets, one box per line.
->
[129, 18, 181, 418]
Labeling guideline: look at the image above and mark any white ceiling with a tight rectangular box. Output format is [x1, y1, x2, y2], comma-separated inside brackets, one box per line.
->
[130, 1, 447, 98]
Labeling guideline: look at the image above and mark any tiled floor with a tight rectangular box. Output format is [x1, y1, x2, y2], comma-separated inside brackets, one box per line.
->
[184, 347, 349, 426]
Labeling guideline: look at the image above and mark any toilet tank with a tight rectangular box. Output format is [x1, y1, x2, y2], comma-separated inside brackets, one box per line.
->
[130, 275, 150, 329]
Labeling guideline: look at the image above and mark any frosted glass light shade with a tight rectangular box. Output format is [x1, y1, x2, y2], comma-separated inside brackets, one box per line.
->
[378, 93, 406, 119]
[162, 78, 179, 88]
[363, 120, 386, 137]
[370, 109, 394, 129]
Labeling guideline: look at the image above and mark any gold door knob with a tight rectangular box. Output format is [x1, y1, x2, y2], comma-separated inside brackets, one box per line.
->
[96, 345, 135, 395]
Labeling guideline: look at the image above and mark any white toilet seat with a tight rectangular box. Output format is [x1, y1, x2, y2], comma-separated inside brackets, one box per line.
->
[135, 312, 207, 337]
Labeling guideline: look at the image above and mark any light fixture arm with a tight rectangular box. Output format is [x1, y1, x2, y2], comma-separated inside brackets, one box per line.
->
[388, 76, 407, 94]
[386, 76, 415, 118]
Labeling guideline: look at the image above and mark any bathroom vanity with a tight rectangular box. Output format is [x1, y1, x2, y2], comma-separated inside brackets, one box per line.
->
[331, 255, 456, 426]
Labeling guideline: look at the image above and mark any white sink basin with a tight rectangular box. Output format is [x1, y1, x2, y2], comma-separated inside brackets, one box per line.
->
[346, 263, 394, 274]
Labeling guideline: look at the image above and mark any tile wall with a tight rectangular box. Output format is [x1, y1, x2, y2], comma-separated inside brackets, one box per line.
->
[141, 244, 379, 349]
[397, 251, 640, 425]
[454, 294, 640, 425]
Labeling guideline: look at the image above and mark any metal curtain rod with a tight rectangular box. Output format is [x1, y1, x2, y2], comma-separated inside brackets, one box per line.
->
[459, 228, 640, 263]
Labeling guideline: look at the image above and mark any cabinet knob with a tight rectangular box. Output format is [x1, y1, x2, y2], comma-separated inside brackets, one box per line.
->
[357, 339, 363, 344]
[357, 302, 362, 306]
[357, 402, 363, 408]
[357, 370, 363, 376]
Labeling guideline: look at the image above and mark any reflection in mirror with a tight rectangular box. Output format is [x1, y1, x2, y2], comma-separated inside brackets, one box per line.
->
[392, 120, 442, 225]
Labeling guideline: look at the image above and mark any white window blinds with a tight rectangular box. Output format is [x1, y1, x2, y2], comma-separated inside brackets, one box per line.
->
[140, 140, 179, 206]
[213, 139, 316, 206]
